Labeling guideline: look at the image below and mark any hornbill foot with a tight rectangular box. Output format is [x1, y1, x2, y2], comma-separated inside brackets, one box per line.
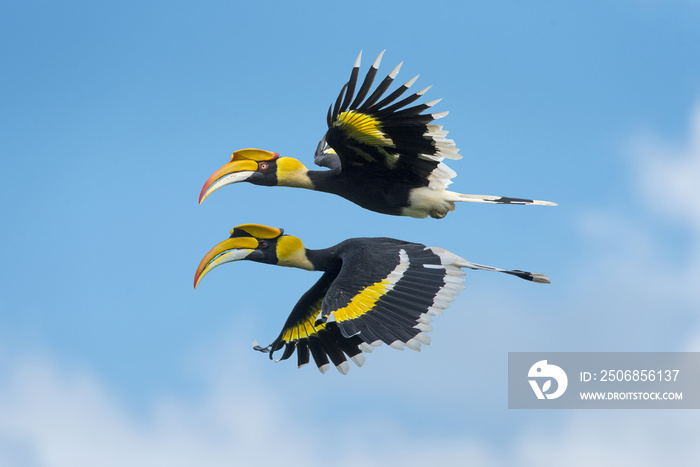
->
[430, 209, 448, 219]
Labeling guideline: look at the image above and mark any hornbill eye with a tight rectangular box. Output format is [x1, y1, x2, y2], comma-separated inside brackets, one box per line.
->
[259, 162, 269, 171]
[259, 240, 269, 248]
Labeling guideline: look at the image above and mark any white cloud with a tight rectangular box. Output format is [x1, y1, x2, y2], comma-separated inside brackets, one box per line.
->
[633, 102, 700, 232]
[631, 104, 700, 303]
[1, 352, 700, 467]
[0, 353, 322, 467]
[569, 102, 700, 311]
[0, 348, 511, 467]
[629, 103, 700, 348]
[513, 411, 700, 467]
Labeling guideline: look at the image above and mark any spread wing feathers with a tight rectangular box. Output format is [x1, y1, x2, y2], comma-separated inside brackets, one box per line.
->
[321, 239, 467, 352]
[253, 271, 366, 375]
[322, 51, 461, 190]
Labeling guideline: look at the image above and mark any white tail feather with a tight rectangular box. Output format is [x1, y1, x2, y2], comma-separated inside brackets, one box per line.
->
[456, 260, 551, 284]
[429, 247, 551, 284]
[448, 192, 557, 206]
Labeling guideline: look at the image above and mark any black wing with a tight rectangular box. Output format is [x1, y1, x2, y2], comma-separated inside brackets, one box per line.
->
[320, 238, 467, 352]
[254, 271, 365, 374]
[320, 51, 461, 191]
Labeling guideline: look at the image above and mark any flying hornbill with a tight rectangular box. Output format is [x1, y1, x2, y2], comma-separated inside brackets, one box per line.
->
[194, 224, 550, 374]
[198, 51, 555, 219]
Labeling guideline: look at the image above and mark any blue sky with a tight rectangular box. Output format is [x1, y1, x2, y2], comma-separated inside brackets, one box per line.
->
[2, 1, 700, 465]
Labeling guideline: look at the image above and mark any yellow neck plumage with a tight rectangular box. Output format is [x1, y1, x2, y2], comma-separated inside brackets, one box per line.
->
[276, 157, 314, 189]
[276, 235, 314, 270]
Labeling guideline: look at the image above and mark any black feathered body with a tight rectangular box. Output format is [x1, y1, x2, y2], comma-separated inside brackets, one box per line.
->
[308, 165, 423, 216]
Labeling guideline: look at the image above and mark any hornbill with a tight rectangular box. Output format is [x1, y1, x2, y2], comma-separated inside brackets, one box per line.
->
[198, 51, 556, 219]
[194, 224, 550, 374]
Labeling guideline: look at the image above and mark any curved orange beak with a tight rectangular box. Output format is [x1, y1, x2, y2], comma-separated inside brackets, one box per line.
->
[198, 149, 280, 204]
[194, 237, 259, 288]
[198, 160, 258, 204]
